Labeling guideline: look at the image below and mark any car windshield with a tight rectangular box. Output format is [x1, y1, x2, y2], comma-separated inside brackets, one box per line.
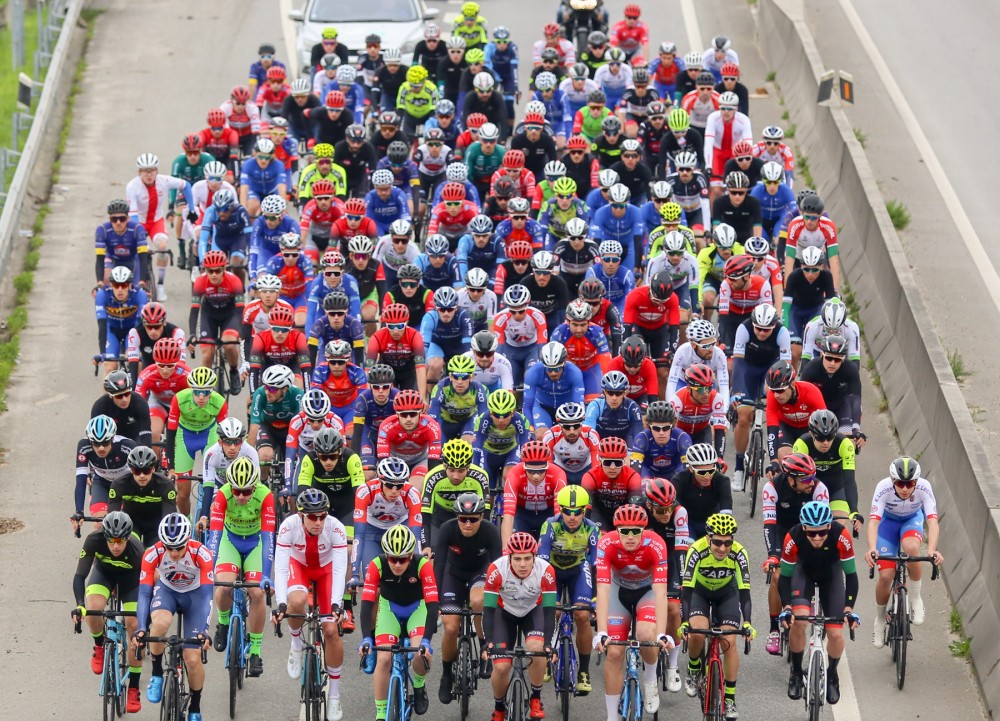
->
[309, 0, 418, 22]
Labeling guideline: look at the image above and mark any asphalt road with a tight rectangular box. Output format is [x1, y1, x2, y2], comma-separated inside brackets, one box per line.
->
[0, 0, 984, 720]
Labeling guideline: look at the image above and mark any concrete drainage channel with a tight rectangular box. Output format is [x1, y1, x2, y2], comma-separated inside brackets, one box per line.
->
[754, 0, 1000, 713]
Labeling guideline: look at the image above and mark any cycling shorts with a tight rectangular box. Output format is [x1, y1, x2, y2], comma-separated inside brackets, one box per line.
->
[174, 424, 219, 474]
[512, 508, 550, 537]
[580, 364, 602, 399]
[555, 565, 594, 608]
[439, 567, 488, 608]
[607, 583, 656, 641]
[530, 402, 556, 431]
[279, 291, 308, 311]
[88, 476, 113, 515]
[500, 344, 540, 386]
[354, 524, 388, 580]
[375, 596, 427, 645]
[255, 422, 287, 451]
[875, 511, 925, 571]
[426, 341, 466, 361]
[287, 558, 338, 620]
[149, 584, 211, 644]
[211, 235, 249, 260]
[491, 605, 545, 662]
[86, 565, 140, 610]
[686, 585, 741, 628]
[732, 362, 768, 401]
[104, 326, 131, 361]
[788, 302, 823, 344]
[788, 562, 846, 628]
[198, 310, 241, 342]
[213, 528, 264, 581]
[635, 325, 672, 368]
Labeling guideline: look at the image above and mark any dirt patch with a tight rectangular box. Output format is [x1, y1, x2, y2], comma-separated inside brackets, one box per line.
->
[0, 517, 24, 534]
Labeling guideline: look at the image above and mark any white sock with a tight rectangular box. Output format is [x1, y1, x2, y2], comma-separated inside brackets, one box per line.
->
[157, 267, 167, 283]
[875, 604, 887, 622]
[290, 629, 303, 651]
[642, 662, 657, 684]
[909, 579, 922, 601]
[605, 694, 620, 721]
[668, 645, 681, 668]
[327, 665, 342, 698]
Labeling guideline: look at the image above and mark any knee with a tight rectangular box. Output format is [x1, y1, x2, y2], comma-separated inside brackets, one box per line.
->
[443, 617, 459, 635]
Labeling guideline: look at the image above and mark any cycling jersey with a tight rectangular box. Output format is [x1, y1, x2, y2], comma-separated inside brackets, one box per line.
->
[274, 514, 349, 613]
[249, 329, 311, 388]
[249, 385, 304, 431]
[94, 220, 148, 282]
[463, 349, 513, 391]
[680, 88, 720, 129]
[304, 274, 362, 330]
[800, 316, 862, 364]
[543, 425, 599, 477]
[296, 448, 365, 526]
[552, 238, 600, 279]
[74, 437, 135, 514]
[74, 531, 144, 606]
[262, 252, 316, 302]
[137, 541, 214, 633]
[484, 555, 558, 617]
[376, 415, 442, 465]
[785, 215, 839, 264]
[682, 536, 750, 594]
[311, 361, 368, 409]
[465, 411, 533, 457]
[396, 80, 439, 119]
[427, 378, 488, 429]
[494, 306, 548, 348]
[765, 381, 826, 448]
[456, 287, 498, 333]
[351, 387, 399, 450]
[199, 443, 260, 519]
[538, 515, 599, 573]
[361, 554, 440, 643]
[415, 255, 463, 292]
[582, 464, 643, 524]
[198, 203, 252, 260]
[364, 187, 411, 237]
[96, 287, 148, 355]
[249, 215, 299, 280]
[550, 323, 611, 372]
[284, 413, 345, 471]
[719, 275, 772, 316]
[523, 361, 585, 425]
[799, 357, 862, 431]
[584, 396, 643, 443]
[869, 478, 937, 522]
[762, 474, 830, 557]
[778, 522, 857, 612]
[503, 464, 567, 516]
[108, 473, 177, 542]
[672, 469, 733, 531]
[239, 157, 289, 199]
[596, 530, 669, 590]
[126, 175, 193, 236]
[353, 479, 422, 535]
[420, 463, 491, 544]
[584, 264, 635, 315]
[135, 363, 190, 415]
[632, 428, 692, 479]
[623, 285, 680, 330]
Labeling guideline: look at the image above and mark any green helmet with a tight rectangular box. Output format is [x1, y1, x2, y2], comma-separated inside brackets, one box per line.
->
[465, 48, 486, 64]
[552, 177, 577, 196]
[487, 389, 517, 415]
[667, 108, 690, 132]
[188, 366, 217, 390]
[706, 513, 737, 536]
[447, 354, 477, 376]
[381, 525, 417, 556]
[442, 438, 474, 468]
[659, 202, 682, 223]
[556, 485, 590, 510]
[226, 456, 260, 490]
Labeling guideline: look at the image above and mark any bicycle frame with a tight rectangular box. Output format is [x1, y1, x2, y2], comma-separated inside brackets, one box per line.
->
[551, 602, 590, 721]
[143, 634, 208, 721]
[793, 599, 853, 720]
[683, 627, 750, 720]
[441, 604, 482, 721]
[274, 590, 332, 721]
[603, 639, 658, 721]
[215, 578, 269, 718]
[75, 598, 136, 720]
[745, 395, 767, 518]
[490, 647, 549, 721]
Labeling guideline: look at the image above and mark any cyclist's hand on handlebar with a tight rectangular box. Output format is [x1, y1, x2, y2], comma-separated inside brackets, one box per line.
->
[762, 556, 779, 573]
[777, 608, 792, 629]
[197, 633, 212, 651]
[742, 622, 757, 641]
[678, 622, 690, 638]
[865, 548, 878, 569]
[930, 550, 944, 565]
[131, 630, 147, 651]
[845, 610, 860, 630]
[196, 516, 209, 534]
[592, 633, 608, 653]
[71, 605, 85, 622]
[70, 513, 83, 532]
[273, 603, 287, 623]
[657, 633, 675, 651]
[481, 641, 495, 661]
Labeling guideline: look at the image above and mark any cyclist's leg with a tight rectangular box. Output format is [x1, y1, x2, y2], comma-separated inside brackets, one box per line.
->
[235, 534, 268, 647]
[212, 529, 243, 635]
[374, 596, 406, 716]
[568, 568, 594, 673]
[603, 584, 631, 694]
[177, 590, 211, 708]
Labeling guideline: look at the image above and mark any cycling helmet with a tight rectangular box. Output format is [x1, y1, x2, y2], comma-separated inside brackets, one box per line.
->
[686, 443, 718, 467]
[368, 363, 396, 385]
[781, 452, 816, 478]
[766, 360, 796, 389]
[136, 153, 159, 169]
[465, 267, 490, 290]
[260, 194, 286, 215]
[502, 150, 526, 170]
[434, 286, 459, 309]
[633, 67, 650, 85]
[800, 194, 825, 214]
[540, 341, 567, 367]
[799, 245, 824, 268]
[201, 250, 227, 269]
[598, 169, 620, 189]
[278, 232, 302, 251]
[441, 182, 467, 201]
[506, 531, 538, 555]
[564, 217, 588, 240]
[650, 181, 673, 201]
[751, 303, 778, 328]
[555, 402, 586, 425]
[313, 427, 344, 455]
[683, 51, 703, 69]
[725, 171, 750, 189]
[588, 31, 608, 46]
[613, 504, 648, 528]
[685, 363, 715, 388]
[466, 215, 494, 238]
[446, 162, 469, 182]
[648, 271, 673, 302]
[158, 513, 192, 549]
[674, 151, 698, 170]
[712, 35, 732, 53]
[472, 329, 499, 353]
[404, 65, 428, 87]
[531, 250, 555, 271]
[724, 254, 755, 278]
[578, 279, 605, 301]
[478, 122, 500, 141]
[667, 107, 690, 132]
[86, 415, 118, 444]
[644, 400, 677, 425]
[102, 511, 133, 539]
[261, 364, 294, 389]
[472, 72, 495, 91]
[207, 107, 227, 126]
[424, 128, 445, 145]
[187, 366, 218, 390]
[818, 333, 848, 357]
[647, 101, 668, 118]
[109, 266, 134, 285]
[253, 136, 275, 155]
[888, 457, 921, 482]
[587, 89, 607, 106]
[211, 188, 237, 210]
[454, 492, 487, 515]
[706, 513, 737, 536]
[378, 111, 401, 129]
[182, 133, 203, 153]
[663, 231, 687, 253]
[217, 417, 246, 442]
[602, 115, 622, 135]
[557, 485, 590, 511]
[800, 501, 833, 527]
[255, 274, 282, 293]
[760, 124, 784, 142]
[565, 298, 593, 322]
[712, 223, 737, 249]
[311, 179, 336, 198]
[290, 78, 311, 95]
[466, 113, 488, 130]
[487, 388, 517, 415]
[337, 65, 358, 85]
[447, 35, 467, 50]
[534, 72, 557, 91]
[606, 47, 626, 63]
[506, 236, 533, 258]
[608, 183, 630, 203]
[820, 299, 847, 330]
[141, 302, 167, 325]
[808, 409, 839, 439]
[461, 1, 479, 17]
[297, 488, 330, 514]
[644, 478, 679, 512]
[492, 26, 511, 41]
[381, 525, 417, 556]
[397, 263, 422, 281]
[371, 169, 394, 188]
[544, 162, 567, 183]
[387, 141, 410, 164]
[602, 370, 629, 393]
[442, 438, 474, 468]
[521, 440, 552, 464]
[348, 235, 375, 255]
[381, 303, 410, 324]
[599, 240, 624, 258]
[127, 445, 159, 471]
[447, 354, 476, 376]
[718, 91, 739, 108]
[152, 337, 183, 364]
[620, 335, 647, 366]
[540, 48, 560, 63]
[659, 201, 682, 223]
[744, 237, 771, 258]
[301, 387, 333, 421]
[377, 456, 411, 482]
[393, 389, 424, 412]
[720, 62, 740, 77]
[323, 339, 352, 360]
[762, 161, 784, 183]
[598, 436, 628, 459]
[696, 71, 716, 87]
[425, 234, 451, 255]
[106, 198, 130, 216]
[569, 63, 589, 80]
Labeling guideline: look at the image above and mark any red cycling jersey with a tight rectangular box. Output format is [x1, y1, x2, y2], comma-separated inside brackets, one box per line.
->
[284, 412, 345, 459]
[595, 530, 669, 589]
[249, 328, 311, 374]
[198, 127, 240, 163]
[557, 325, 612, 373]
[623, 286, 680, 330]
[766, 380, 826, 428]
[255, 83, 290, 117]
[274, 260, 312, 299]
[242, 298, 295, 337]
[376, 414, 442, 464]
[544, 425, 600, 475]
[192, 271, 244, 314]
[609, 20, 649, 55]
[329, 216, 380, 250]
[606, 355, 658, 402]
[670, 386, 726, 434]
[581, 464, 643, 511]
[354, 479, 423, 529]
[299, 198, 346, 238]
[366, 327, 426, 369]
[135, 363, 191, 409]
[489, 168, 537, 200]
[427, 201, 480, 237]
[718, 275, 772, 316]
[502, 463, 567, 516]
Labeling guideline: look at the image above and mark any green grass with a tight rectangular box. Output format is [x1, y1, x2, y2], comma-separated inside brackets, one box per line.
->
[784, 124, 796, 139]
[796, 154, 814, 189]
[885, 200, 911, 231]
[0, 4, 44, 187]
[853, 127, 867, 149]
[948, 348, 971, 382]
[765, 71, 776, 82]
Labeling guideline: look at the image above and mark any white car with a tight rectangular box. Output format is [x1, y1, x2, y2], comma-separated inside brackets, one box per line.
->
[290, 0, 440, 72]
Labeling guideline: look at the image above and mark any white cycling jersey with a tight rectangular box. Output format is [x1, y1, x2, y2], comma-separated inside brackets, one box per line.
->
[483, 555, 557, 617]
[869, 478, 938, 521]
[495, 307, 548, 348]
[667, 342, 730, 407]
[463, 349, 514, 390]
[458, 287, 498, 330]
[543, 425, 599, 473]
[646, 251, 698, 289]
[274, 513, 349, 606]
[202, 442, 260, 492]
[800, 316, 862, 362]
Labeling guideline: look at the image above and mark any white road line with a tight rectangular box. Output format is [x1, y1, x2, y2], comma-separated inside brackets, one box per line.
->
[838, 0, 1000, 315]
[832, 650, 863, 721]
[278, 0, 300, 75]
[679, 0, 703, 53]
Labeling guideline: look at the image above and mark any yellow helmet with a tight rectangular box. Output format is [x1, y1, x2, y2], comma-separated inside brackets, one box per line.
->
[659, 201, 682, 223]
[461, 1, 479, 17]
[442, 439, 474, 468]
[314, 143, 335, 159]
[556, 485, 590, 511]
[187, 366, 217, 390]
[406, 66, 428, 85]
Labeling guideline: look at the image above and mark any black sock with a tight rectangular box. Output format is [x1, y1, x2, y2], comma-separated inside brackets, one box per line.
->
[724, 680, 736, 701]
[151, 653, 163, 677]
[828, 656, 840, 678]
[93, 633, 105, 648]
[688, 657, 702, 674]
[769, 615, 779, 632]
[579, 653, 590, 674]
[129, 671, 141, 689]
[189, 689, 202, 713]
[443, 660, 454, 675]
[791, 651, 804, 674]
[343, 598, 353, 612]
[531, 685, 542, 699]
[495, 698, 506, 712]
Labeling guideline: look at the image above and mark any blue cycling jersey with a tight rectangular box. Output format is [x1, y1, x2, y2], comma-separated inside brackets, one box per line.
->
[96, 287, 148, 333]
[375, 157, 420, 202]
[456, 233, 504, 279]
[423, 117, 461, 147]
[308, 313, 365, 360]
[584, 263, 635, 315]
[352, 387, 399, 447]
[523, 361, 585, 416]
[419, 308, 473, 351]
[585, 187, 609, 218]
[632, 427, 692, 479]
[239, 157, 289, 198]
[430, 179, 481, 208]
[640, 201, 664, 240]
[248, 59, 286, 91]
[750, 182, 795, 223]
[198, 204, 252, 259]
[590, 203, 644, 270]
[364, 187, 412, 236]
[584, 397, 644, 445]
[305, 274, 362, 330]
[465, 411, 533, 454]
[320, 80, 366, 123]
[415, 254, 463, 291]
[531, 89, 567, 135]
[485, 42, 520, 93]
[249, 215, 300, 279]
[95, 221, 148, 268]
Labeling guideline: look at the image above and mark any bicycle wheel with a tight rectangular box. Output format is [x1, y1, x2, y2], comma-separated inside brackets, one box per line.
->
[304, 651, 324, 721]
[215, 352, 230, 396]
[807, 651, 823, 721]
[747, 430, 763, 518]
[160, 672, 179, 721]
[228, 615, 243, 719]
[115, 638, 130, 717]
[509, 675, 527, 721]
[457, 636, 472, 721]
[102, 642, 117, 721]
[558, 636, 574, 721]
[387, 674, 404, 721]
[623, 678, 641, 721]
[705, 659, 724, 721]
[896, 588, 909, 689]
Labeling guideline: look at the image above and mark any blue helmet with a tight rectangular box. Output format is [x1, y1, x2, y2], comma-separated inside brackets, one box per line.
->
[86, 415, 118, 444]
[799, 501, 833, 528]
[601, 370, 629, 393]
[212, 188, 237, 210]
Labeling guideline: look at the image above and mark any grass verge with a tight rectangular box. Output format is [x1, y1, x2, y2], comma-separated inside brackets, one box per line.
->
[949, 608, 972, 658]
[886, 199, 911, 231]
[0, 4, 43, 187]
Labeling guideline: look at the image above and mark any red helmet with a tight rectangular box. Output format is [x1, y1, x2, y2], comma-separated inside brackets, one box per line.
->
[624, 4, 641, 18]
[720, 62, 740, 77]
[507, 239, 534, 260]
[566, 135, 589, 151]
[598, 436, 628, 459]
[724, 254, 755, 278]
[382, 303, 410, 324]
[345, 197, 367, 215]
[521, 440, 552, 464]
[393, 389, 424, 412]
[644, 478, 676, 507]
[182, 133, 203, 152]
[506, 531, 538, 555]
[268, 304, 295, 327]
[258, 121, 271, 134]
[207, 108, 227, 126]
[325, 90, 346, 108]
[732, 139, 753, 156]
[230, 85, 251, 103]
[613, 503, 648, 528]
[466, 113, 487, 129]
[523, 112, 545, 126]
[321, 249, 345, 268]
[685, 362, 715, 388]
[312, 179, 335, 197]
[502, 149, 525, 169]
[441, 182, 466, 201]
[141, 302, 167, 325]
[153, 337, 183, 364]
[543, 22, 561, 37]
[202, 250, 228, 269]
[266, 65, 286, 81]
[781, 452, 817, 478]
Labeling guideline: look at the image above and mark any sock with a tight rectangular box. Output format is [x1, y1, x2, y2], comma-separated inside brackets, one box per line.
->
[250, 632, 263, 655]
[605, 693, 620, 721]
[128, 668, 142, 689]
[327, 665, 342, 698]
[495, 697, 506, 712]
[688, 657, 702, 675]
[791, 651, 804, 674]
[157, 266, 167, 284]
[642, 662, 657, 684]
[290, 628, 304, 651]
[875, 604, 887, 622]
[443, 660, 454, 675]
[530, 685, 542, 699]
[218, 609, 231, 625]
[735, 453, 745, 472]
[827, 655, 840, 680]
[92, 631, 105, 647]
[343, 597, 353, 611]
[376, 699, 388, 720]
[151, 653, 163, 677]
[413, 673, 426, 689]
[724, 680, 736, 701]
[579, 652, 590, 674]
[770, 615, 779, 632]
[909, 579, 922, 602]
[668, 644, 681, 668]
[189, 689, 202, 713]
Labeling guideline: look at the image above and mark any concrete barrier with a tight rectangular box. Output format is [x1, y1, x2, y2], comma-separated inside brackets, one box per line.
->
[757, 0, 1000, 712]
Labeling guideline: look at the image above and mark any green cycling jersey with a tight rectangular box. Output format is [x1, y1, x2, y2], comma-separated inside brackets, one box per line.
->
[397, 81, 439, 119]
[539, 516, 599, 571]
[682, 535, 752, 593]
[174, 388, 227, 431]
[249, 385, 304, 427]
[216, 483, 272, 536]
[463, 142, 506, 182]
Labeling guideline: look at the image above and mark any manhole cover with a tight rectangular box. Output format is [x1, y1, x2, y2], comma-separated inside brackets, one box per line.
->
[0, 517, 24, 534]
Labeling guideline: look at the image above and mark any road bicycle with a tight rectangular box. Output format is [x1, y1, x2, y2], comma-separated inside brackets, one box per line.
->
[683, 625, 751, 721]
[363, 641, 427, 721]
[73, 594, 136, 721]
[786, 600, 854, 721]
[744, 395, 768, 518]
[488, 646, 550, 721]
[441, 604, 483, 721]
[140, 633, 208, 721]
[214, 578, 271, 718]
[189, 338, 243, 396]
[274, 583, 338, 721]
[550, 601, 592, 721]
[869, 553, 939, 689]
[596, 612, 660, 721]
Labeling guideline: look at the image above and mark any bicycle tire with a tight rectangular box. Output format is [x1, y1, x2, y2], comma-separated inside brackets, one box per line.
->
[161, 671, 180, 721]
[457, 636, 472, 721]
[102, 641, 117, 721]
[747, 429, 763, 518]
[305, 652, 324, 721]
[623, 677, 641, 721]
[705, 658, 724, 721]
[387, 674, 404, 721]
[508, 674, 526, 721]
[228, 615, 243, 719]
[115, 637, 130, 717]
[559, 636, 574, 721]
[807, 650, 823, 721]
[896, 587, 909, 689]
[215, 352, 230, 396]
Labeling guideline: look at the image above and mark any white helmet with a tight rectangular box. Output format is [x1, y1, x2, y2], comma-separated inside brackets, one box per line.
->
[255, 273, 283, 292]
[531, 250, 555, 271]
[663, 230, 687, 253]
[564, 217, 589, 239]
[686, 443, 718, 467]
[372, 169, 395, 186]
[799, 245, 824, 267]
[751, 303, 778, 328]
[543, 160, 566, 179]
[109, 266, 134, 285]
[473, 72, 495, 91]
[336, 65, 357, 84]
[686, 318, 717, 342]
[479, 122, 500, 141]
[608, 183, 630, 204]
[761, 161, 784, 183]
[204, 161, 227, 179]
[136, 153, 159, 169]
[744, 237, 771, 258]
[535, 71, 557, 91]
[525, 99, 547, 117]
[540, 341, 568, 367]
[446, 35, 467, 49]
[446, 162, 468, 182]
[675, 151, 698, 169]
[713, 223, 737, 249]
[762, 125, 784, 141]
[389, 218, 412, 236]
[291, 78, 311, 95]
[260, 194, 286, 215]
[503, 284, 531, 309]
[255, 137, 275, 154]
[598, 169, 619, 189]
[465, 267, 489, 289]
[683, 51, 703, 69]
[348, 235, 375, 254]
[261, 364, 295, 389]
[650, 180, 673, 201]
[821, 298, 847, 330]
[599, 240, 623, 257]
[217, 417, 246, 441]
[382, 48, 403, 63]
[718, 91, 739, 108]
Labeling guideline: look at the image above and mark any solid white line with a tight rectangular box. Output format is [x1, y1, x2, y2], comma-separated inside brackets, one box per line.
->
[832, 650, 863, 721]
[278, 0, 300, 75]
[679, 0, 703, 55]
[837, 0, 1000, 314]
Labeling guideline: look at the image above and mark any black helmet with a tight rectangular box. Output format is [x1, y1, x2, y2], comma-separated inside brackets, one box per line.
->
[800, 194, 825, 214]
[645, 400, 677, 424]
[578, 278, 605, 301]
[322, 291, 351, 311]
[471, 330, 499, 353]
[766, 360, 796, 389]
[387, 140, 409, 164]
[259, 43, 277, 55]
[493, 178, 516, 199]
[107, 198, 129, 216]
[621, 335, 647, 366]
[365, 33, 382, 45]
[818, 333, 847, 356]
[587, 89, 607, 106]
[313, 427, 344, 455]
[796, 188, 817, 206]
[104, 370, 131, 395]
[807, 409, 839, 439]
[127, 445, 159, 471]
[648, 271, 673, 302]
[345, 124, 366, 142]
[696, 71, 716, 86]
[367, 364, 396, 384]
[379, 110, 400, 126]
[453, 492, 487, 515]
[296, 488, 331, 513]
[102, 511, 133, 539]
[397, 263, 422, 281]
[541, 48, 560, 62]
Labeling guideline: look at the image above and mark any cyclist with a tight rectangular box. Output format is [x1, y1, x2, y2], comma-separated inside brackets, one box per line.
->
[782, 245, 835, 367]
[607, 335, 655, 408]
[718, 253, 772, 358]
[671, 443, 733, 539]
[248, 364, 304, 485]
[427, 354, 489, 439]
[543, 402, 599, 485]
[494, 284, 548, 388]
[866, 457, 942, 639]
[671, 363, 727, 455]
[134, 338, 189, 445]
[96, 198, 149, 290]
[307, 291, 364, 367]
[127, 302, 187, 382]
[551, 217, 601, 297]
[262, 233, 317, 326]
[127, 153, 196, 240]
[134, 514, 213, 721]
[420, 439, 490, 548]
[482, 531, 557, 721]
[427, 182, 481, 251]
[523, 341, 585, 440]
[663, 151, 711, 238]
[198, 417, 260, 524]
[458, 268, 498, 333]
[783, 193, 840, 294]
[383, 263, 435, 331]
[778, 501, 859, 706]
[239, 137, 289, 218]
[589, 185, 643, 275]
[274, 488, 350, 719]
[108, 446, 177, 546]
[95, 266, 149, 377]
[465, 330, 513, 391]
[550, 299, 612, 401]
[799, 297, 862, 367]
[310, 339, 368, 433]
[345, 235, 387, 334]
[90, 370, 152, 445]
[578, 278, 624, 359]
[299, 179, 347, 261]
[761, 452, 830, 655]
[376, 389, 443, 488]
[249, 195, 300, 285]
[249, 303, 312, 392]
[242, 273, 294, 358]
[584, 370, 643, 443]
[198, 108, 241, 181]
[366, 303, 428, 396]
[792, 409, 861, 531]
[645, 231, 700, 322]
[680, 513, 753, 720]
[420, 285, 473, 384]
[197, 189, 252, 280]
[631, 401, 691, 480]
[351, 365, 400, 475]
[799, 333, 864, 444]
[581, 436, 643, 530]
[501, 440, 567, 543]
[358, 525, 438, 718]
[189, 249, 244, 392]
[72, 511, 145, 712]
[697, 224, 744, 324]
[622, 272, 680, 394]
[165, 367, 228, 517]
[593, 504, 673, 718]
[764, 360, 827, 461]
[462, 389, 533, 492]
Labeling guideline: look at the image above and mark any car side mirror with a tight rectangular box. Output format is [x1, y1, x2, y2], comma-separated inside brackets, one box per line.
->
[424, 7, 440, 19]
[289, 8, 304, 22]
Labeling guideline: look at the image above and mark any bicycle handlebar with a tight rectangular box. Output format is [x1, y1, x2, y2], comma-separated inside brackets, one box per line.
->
[72, 514, 105, 538]
[214, 579, 272, 607]
[867, 554, 940, 581]
[681, 627, 752, 655]
[142, 635, 209, 664]
[440, 606, 484, 616]
[791, 614, 857, 641]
